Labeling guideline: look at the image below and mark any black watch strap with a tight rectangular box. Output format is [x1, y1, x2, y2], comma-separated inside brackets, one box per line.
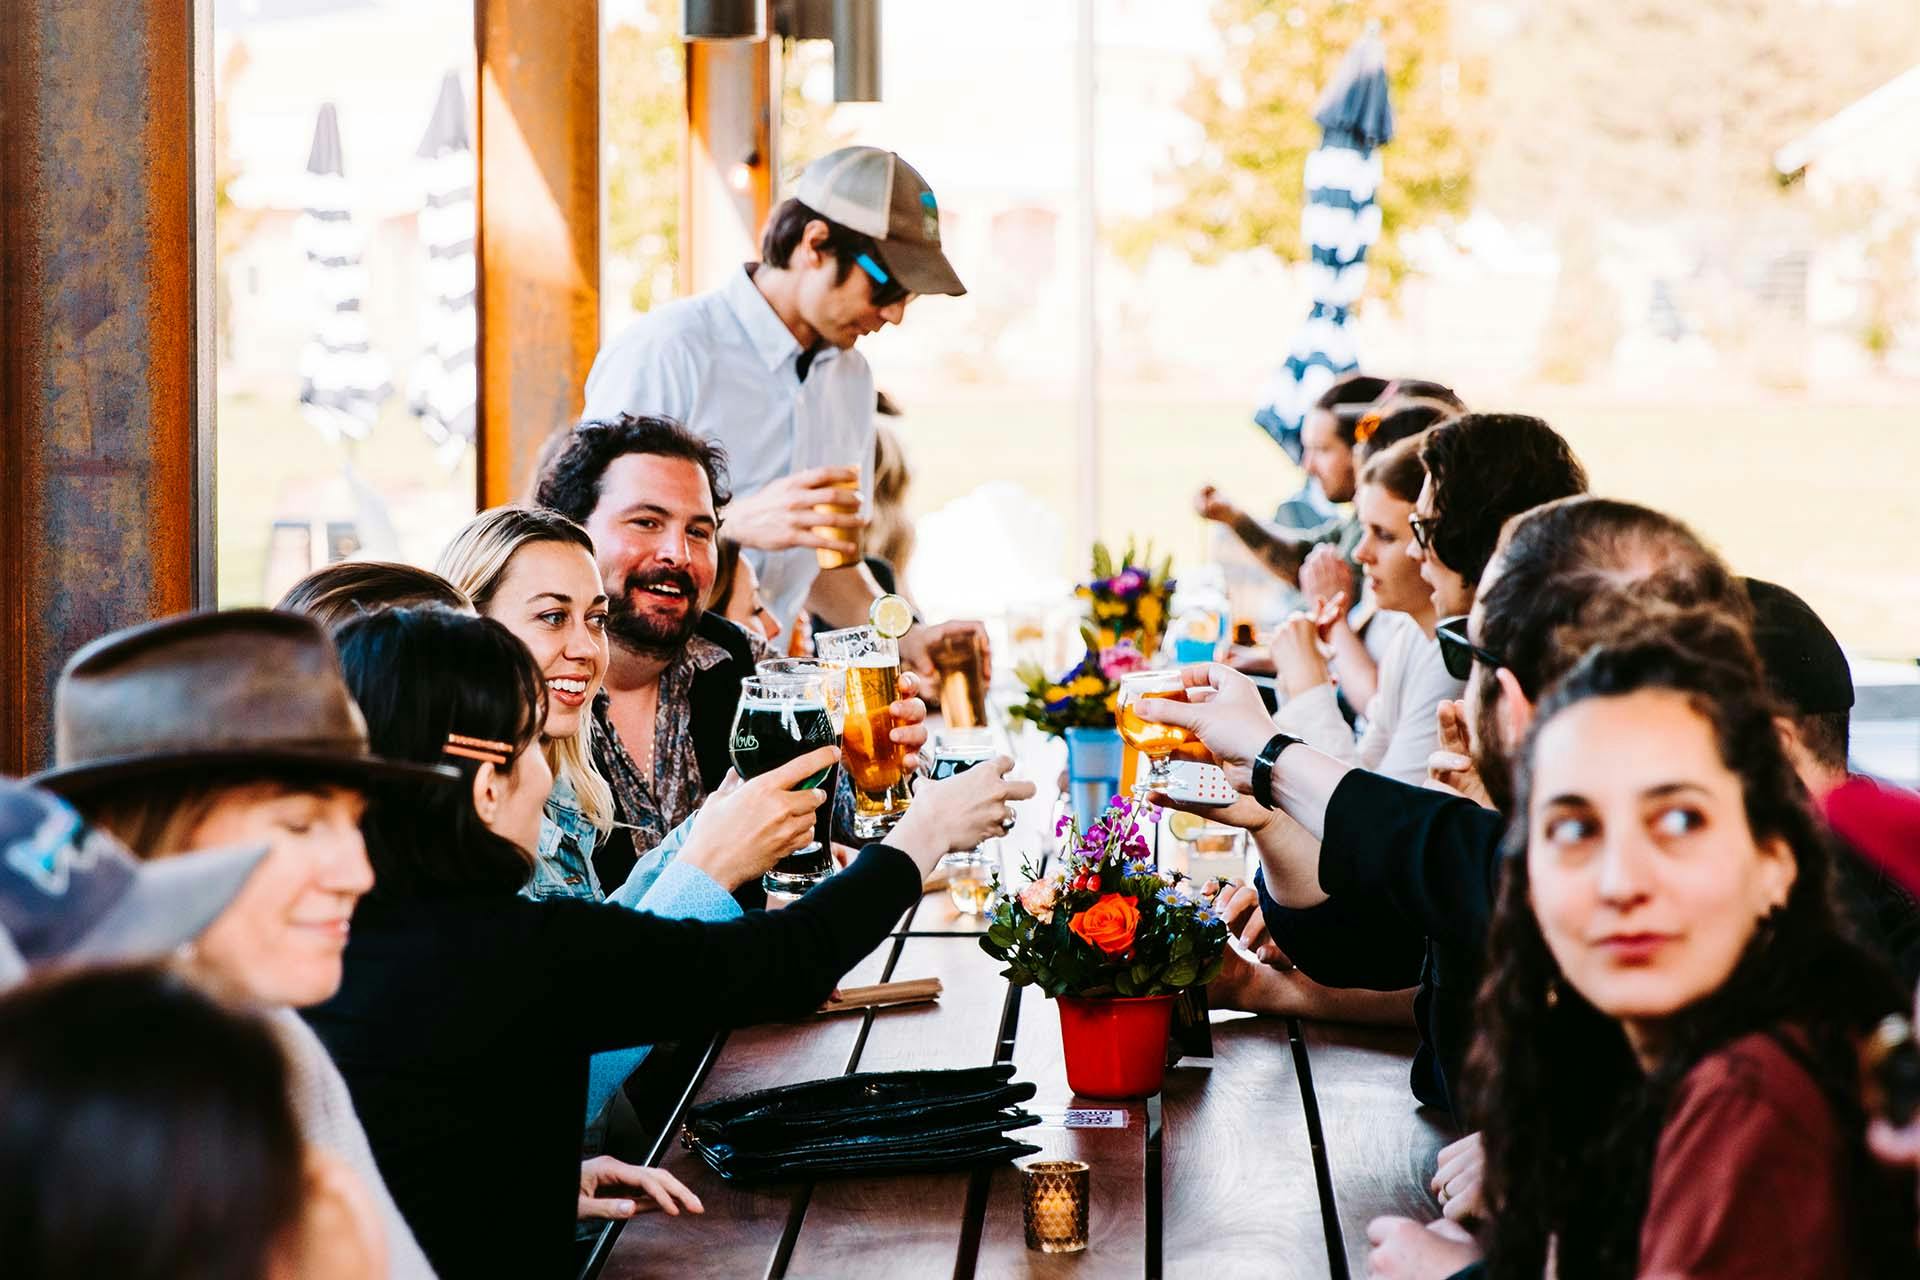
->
[1251, 732, 1304, 810]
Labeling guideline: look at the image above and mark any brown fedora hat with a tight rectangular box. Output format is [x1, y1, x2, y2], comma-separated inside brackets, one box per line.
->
[30, 609, 459, 797]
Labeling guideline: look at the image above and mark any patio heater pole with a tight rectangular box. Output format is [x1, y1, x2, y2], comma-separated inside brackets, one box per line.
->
[1075, 0, 1100, 551]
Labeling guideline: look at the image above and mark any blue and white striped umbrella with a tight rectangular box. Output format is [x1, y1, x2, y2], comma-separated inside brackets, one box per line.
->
[297, 102, 391, 443]
[1253, 32, 1394, 466]
[408, 71, 478, 467]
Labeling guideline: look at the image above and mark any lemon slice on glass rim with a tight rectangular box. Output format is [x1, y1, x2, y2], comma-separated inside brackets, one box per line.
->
[869, 593, 914, 639]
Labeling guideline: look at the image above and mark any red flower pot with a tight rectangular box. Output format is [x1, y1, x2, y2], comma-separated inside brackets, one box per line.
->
[1056, 993, 1177, 1099]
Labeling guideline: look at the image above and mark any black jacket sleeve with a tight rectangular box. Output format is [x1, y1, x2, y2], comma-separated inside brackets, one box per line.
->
[1254, 867, 1425, 991]
[542, 842, 922, 1054]
[1318, 768, 1506, 950]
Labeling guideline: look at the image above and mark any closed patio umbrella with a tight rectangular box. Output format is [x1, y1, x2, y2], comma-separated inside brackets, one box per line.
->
[407, 71, 478, 466]
[1253, 30, 1393, 483]
[296, 102, 391, 442]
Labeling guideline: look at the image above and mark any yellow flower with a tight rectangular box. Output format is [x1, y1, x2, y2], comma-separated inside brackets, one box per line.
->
[1137, 595, 1163, 634]
[1103, 691, 1119, 713]
[1094, 600, 1127, 620]
[1045, 685, 1069, 702]
[1065, 674, 1106, 698]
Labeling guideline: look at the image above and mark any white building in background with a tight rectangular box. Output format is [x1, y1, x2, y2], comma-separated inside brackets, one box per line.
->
[1774, 64, 1920, 382]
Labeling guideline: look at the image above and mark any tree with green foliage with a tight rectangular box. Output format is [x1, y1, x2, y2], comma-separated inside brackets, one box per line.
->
[1122, 0, 1480, 298]
[603, 2, 685, 316]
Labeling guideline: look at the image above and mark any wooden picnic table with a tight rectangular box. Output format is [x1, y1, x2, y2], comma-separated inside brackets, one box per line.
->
[589, 888, 1453, 1279]
[586, 727, 1454, 1278]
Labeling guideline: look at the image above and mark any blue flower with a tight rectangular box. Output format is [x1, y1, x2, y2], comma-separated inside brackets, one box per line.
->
[1157, 887, 1184, 907]
[1127, 858, 1153, 876]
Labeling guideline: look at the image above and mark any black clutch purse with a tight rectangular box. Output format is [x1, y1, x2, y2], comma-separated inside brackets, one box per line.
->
[681, 1064, 1043, 1183]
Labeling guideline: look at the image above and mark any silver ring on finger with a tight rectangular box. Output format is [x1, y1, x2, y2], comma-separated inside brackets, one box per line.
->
[1000, 811, 1017, 833]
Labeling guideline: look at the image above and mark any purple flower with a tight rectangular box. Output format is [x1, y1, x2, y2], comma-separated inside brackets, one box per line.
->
[1054, 813, 1074, 837]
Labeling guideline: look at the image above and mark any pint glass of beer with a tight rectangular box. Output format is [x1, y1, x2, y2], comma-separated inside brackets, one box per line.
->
[729, 675, 839, 895]
[815, 624, 912, 838]
[812, 473, 863, 570]
[928, 629, 990, 729]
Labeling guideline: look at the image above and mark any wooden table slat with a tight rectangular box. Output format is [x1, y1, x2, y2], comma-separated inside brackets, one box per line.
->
[974, 982, 1151, 1280]
[782, 935, 1012, 1277]
[1297, 1021, 1456, 1272]
[1161, 1014, 1330, 1279]
[598, 942, 897, 1279]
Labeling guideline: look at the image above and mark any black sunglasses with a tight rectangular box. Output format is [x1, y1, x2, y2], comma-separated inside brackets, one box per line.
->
[853, 250, 910, 308]
[1435, 615, 1503, 682]
[1408, 513, 1437, 553]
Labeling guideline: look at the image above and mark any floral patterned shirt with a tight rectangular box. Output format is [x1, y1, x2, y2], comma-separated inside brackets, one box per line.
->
[590, 634, 737, 852]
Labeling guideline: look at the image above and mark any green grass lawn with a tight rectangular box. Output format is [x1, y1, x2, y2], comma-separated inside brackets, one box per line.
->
[213, 380, 1920, 657]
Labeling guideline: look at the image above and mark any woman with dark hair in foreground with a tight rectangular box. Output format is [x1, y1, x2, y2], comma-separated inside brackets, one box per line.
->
[1371, 611, 1916, 1279]
[306, 606, 1030, 1278]
[0, 965, 384, 1280]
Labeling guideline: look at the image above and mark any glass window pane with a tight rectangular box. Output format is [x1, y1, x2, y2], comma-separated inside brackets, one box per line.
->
[213, 0, 478, 606]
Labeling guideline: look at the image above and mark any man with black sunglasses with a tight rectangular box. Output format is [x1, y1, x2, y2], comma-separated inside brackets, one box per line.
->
[583, 147, 982, 677]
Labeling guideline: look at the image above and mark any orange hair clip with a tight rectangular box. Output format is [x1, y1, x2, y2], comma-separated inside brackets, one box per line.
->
[443, 733, 512, 766]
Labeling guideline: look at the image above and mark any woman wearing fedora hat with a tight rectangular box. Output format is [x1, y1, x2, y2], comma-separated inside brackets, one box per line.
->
[31, 608, 452, 1280]
[309, 604, 1030, 1279]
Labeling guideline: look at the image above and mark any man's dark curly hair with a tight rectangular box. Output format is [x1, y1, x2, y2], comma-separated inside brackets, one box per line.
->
[1418, 413, 1588, 587]
[534, 414, 732, 525]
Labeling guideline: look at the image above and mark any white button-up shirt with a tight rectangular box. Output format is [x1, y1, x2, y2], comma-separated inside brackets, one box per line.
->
[582, 266, 876, 627]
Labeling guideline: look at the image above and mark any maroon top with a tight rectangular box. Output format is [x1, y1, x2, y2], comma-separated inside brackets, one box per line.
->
[1639, 1029, 1850, 1278]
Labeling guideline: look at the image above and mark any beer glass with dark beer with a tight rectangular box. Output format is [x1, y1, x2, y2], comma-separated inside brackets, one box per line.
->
[729, 674, 838, 894]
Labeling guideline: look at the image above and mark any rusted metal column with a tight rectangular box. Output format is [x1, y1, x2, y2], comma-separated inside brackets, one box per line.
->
[0, 0, 214, 777]
[681, 30, 774, 296]
[474, 0, 601, 506]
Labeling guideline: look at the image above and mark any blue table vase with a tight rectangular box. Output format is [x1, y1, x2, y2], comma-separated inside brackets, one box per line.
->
[1063, 726, 1124, 832]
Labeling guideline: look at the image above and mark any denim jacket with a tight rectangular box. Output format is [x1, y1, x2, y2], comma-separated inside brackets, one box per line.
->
[524, 775, 606, 903]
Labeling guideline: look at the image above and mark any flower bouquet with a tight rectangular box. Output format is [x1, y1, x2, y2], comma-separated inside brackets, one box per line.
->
[980, 795, 1230, 1097]
[1004, 628, 1149, 737]
[1078, 540, 1175, 658]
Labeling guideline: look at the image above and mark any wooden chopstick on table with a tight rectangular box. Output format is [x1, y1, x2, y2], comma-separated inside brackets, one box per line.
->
[818, 977, 943, 1015]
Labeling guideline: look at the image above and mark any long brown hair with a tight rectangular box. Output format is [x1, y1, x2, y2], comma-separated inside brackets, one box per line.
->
[1468, 612, 1914, 1278]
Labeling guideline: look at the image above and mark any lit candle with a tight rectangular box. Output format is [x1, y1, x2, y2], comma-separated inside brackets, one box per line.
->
[1022, 1160, 1090, 1253]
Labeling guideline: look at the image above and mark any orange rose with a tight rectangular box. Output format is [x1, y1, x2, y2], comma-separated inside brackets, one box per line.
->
[1069, 893, 1141, 955]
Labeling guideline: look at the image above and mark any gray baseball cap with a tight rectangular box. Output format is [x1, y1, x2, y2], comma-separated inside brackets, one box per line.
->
[795, 147, 966, 298]
[0, 779, 269, 990]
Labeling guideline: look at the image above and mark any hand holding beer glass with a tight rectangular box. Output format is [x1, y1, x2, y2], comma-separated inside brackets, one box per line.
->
[1116, 670, 1194, 796]
[816, 624, 915, 839]
[729, 675, 840, 895]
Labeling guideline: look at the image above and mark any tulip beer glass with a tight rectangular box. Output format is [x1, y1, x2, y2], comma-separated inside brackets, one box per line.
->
[1116, 670, 1191, 796]
[815, 624, 913, 839]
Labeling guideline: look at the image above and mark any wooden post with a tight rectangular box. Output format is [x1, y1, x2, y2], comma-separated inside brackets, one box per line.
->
[681, 31, 775, 296]
[0, 0, 214, 776]
[474, 0, 601, 506]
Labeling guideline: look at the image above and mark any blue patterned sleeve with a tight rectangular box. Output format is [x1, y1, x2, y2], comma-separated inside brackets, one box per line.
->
[604, 812, 699, 909]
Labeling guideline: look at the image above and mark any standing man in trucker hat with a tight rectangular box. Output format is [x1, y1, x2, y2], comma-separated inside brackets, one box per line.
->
[581, 145, 984, 678]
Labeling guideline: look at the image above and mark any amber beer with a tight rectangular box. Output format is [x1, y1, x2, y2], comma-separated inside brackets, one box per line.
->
[1117, 688, 1192, 758]
[816, 625, 913, 838]
[812, 473, 863, 570]
[929, 630, 989, 730]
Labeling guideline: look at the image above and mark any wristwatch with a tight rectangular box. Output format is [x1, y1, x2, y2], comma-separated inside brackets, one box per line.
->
[1250, 732, 1305, 810]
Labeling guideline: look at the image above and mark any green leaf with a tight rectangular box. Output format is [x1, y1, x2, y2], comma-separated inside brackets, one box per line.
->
[986, 925, 1014, 949]
[1162, 960, 1199, 988]
[1114, 970, 1136, 996]
[1197, 952, 1226, 985]
[1171, 934, 1193, 959]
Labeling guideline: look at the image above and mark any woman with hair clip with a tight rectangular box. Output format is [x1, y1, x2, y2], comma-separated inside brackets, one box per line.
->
[307, 606, 1031, 1279]
[1367, 611, 1919, 1280]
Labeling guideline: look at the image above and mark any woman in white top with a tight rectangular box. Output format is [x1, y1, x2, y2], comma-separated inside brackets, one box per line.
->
[1270, 434, 1464, 785]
